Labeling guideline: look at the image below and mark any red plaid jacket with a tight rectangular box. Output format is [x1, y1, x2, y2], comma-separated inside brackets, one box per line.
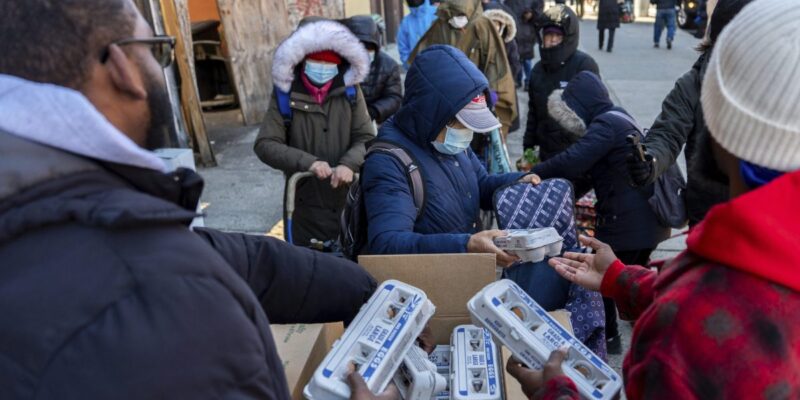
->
[536, 171, 800, 399]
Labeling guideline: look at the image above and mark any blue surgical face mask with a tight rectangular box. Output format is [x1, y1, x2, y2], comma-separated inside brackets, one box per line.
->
[368, 50, 376, 64]
[304, 61, 339, 85]
[432, 125, 474, 155]
[739, 160, 784, 188]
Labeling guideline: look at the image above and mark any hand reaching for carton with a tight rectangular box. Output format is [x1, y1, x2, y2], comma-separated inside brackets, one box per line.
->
[347, 372, 399, 400]
[467, 229, 520, 267]
[548, 235, 618, 291]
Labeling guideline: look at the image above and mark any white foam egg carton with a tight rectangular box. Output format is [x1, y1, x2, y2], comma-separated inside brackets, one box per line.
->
[450, 325, 503, 400]
[393, 345, 448, 400]
[304, 280, 436, 400]
[492, 228, 564, 263]
[428, 345, 451, 400]
[468, 280, 622, 400]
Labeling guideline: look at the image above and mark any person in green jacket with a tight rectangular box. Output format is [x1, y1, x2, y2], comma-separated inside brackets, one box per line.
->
[410, 0, 518, 138]
[254, 19, 375, 246]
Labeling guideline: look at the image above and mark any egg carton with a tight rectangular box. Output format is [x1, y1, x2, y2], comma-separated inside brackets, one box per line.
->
[428, 346, 451, 400]
[450, 325, 503, 400]
[468, 280, 622, 400]
[393, 345, 448, 400]
[304, 280, 436, 400]
[492, 228, 564, 263]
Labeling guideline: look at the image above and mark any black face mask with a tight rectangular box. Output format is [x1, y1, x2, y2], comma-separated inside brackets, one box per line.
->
[407, 0, 425, 8]
[143, 70, 174, 151]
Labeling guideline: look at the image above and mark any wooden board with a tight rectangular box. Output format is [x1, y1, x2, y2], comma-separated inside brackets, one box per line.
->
[217, 0, 292, 126]
[160, 0, 217, 166]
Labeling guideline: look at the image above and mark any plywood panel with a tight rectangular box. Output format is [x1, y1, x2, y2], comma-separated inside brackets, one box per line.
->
[161, 0, 217, 166]
[286, 0, 345, 28]
[217, 0, 291, 125]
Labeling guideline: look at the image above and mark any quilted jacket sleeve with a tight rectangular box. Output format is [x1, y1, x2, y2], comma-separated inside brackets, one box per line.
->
[362, 153, 472, 254]
[194, 228, 377, 324]
[531, 120, 616, 180]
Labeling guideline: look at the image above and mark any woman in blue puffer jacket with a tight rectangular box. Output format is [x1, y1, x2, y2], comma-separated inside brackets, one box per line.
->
[361, 45, 539, 266]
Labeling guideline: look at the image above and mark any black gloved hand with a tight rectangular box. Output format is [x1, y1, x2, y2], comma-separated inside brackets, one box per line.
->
[626, 136, 656, 187]
[367, 106, 378, 121]
[626, 152, 656, 186]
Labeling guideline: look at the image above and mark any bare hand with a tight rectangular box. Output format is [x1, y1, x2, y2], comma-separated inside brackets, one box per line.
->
[309, 161, 333, 180]
[467, 229, 519, 267]
[416, 326, 436, 354]
[506, 348, 568, 398]
[548, 235, 617, 291]
[347, 372, 400, 400]
[331, 165, 355, 189]
[518, 173, 542, 185]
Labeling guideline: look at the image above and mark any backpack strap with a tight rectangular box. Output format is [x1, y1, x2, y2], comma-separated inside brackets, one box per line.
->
[274, 88, 292, 130]
[367, 141, 425, 217]
[605, 110, 644, 135]
[345, 86, 358, 108]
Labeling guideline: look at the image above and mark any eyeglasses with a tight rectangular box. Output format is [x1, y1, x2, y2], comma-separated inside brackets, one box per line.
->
[101, 35, 176, 68]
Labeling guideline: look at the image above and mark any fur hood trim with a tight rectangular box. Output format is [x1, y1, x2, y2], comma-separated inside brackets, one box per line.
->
[483, 9, 517, 43]
[272, 20, 370, 92]
[548, 89, 586, 137]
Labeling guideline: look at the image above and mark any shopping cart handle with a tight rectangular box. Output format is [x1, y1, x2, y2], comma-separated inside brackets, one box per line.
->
[284, 172, 360, 218]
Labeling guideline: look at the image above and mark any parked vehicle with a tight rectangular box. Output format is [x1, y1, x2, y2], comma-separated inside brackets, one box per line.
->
[678, 0, 699, 29]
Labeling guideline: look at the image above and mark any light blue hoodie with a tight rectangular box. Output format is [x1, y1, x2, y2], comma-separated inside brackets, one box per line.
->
[396, 0, 438, 69]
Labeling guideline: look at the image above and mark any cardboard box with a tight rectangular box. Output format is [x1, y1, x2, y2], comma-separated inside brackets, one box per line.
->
[277, 254, 574, 400]
[272, 322, 344, 400]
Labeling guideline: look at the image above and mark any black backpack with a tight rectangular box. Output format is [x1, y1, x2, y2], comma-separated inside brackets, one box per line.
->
[340, 141, 425, 261]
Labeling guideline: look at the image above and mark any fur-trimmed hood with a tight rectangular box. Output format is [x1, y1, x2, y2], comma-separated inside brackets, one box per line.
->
[483, 8, 517, 43]
[548, 71, 614, 138]
[272, 20, 370, 92]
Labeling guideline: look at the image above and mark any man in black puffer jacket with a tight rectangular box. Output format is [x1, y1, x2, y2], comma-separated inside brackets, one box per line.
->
[342, 15, 403, 124]
[628, 0, 753, 225]
[0, 1, 378, 399]
[523, 4, 598, 194]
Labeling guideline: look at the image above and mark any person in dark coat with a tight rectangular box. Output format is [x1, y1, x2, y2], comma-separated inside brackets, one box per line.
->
[516, 4, 543, 89]
[531, 71, 670, 353]
[362, 45, 541, 266]
[0, 1, 379, 399]
[653, 0, 678, 48]
[597, 0, 621, 52]
[524, 4, 599, 195]
[627, 0, 754, 225]
[342, 15, 403, 124]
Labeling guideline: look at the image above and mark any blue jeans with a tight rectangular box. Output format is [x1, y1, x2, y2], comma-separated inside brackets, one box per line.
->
[654, 9, 677, 44]
[502, 259, 572, 311]
[522, 57, 534, 85]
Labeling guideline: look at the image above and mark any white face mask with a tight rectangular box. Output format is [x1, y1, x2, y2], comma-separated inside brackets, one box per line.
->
[368, 50, 376, 63]
[449, 15, 469, 29]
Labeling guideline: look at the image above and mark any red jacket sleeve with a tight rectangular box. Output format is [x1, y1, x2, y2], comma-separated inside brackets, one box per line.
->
[600, 260, 658, 320]
[533, 375, 579, 400]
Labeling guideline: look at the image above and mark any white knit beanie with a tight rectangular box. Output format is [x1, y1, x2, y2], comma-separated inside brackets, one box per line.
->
[701, 0, 800, 172]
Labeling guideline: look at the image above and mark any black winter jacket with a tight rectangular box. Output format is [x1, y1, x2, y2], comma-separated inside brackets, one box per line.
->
[362, 52, 403, 124]
[524, 50, 599, 160]
[532, 72, 669, 251]
[597, 0, 621, 30]
[0, 131, 377, 399]
[644, 53, 729, 224]
[343, 15, 403, 123]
